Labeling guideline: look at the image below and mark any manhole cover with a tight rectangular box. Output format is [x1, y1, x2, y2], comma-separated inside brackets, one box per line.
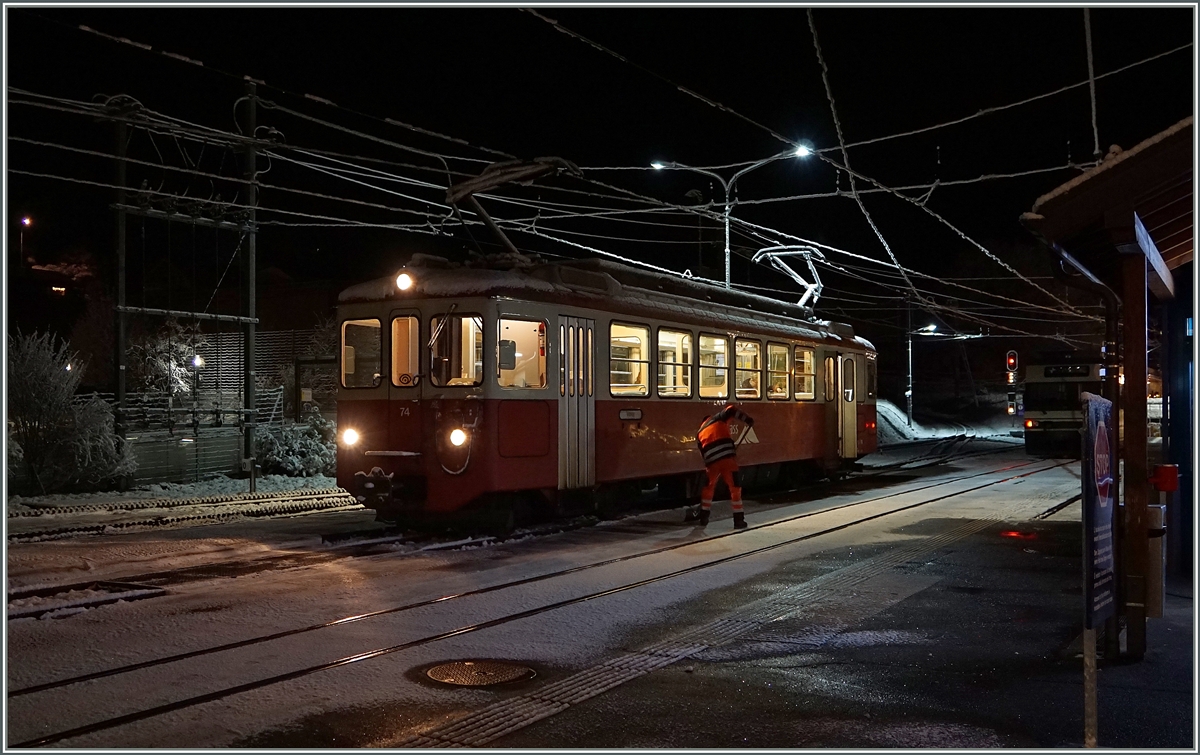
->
[426, 660, 535, 687]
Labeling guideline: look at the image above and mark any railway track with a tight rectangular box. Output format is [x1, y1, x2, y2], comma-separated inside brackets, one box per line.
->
[8, 454, 1076, 748]
[7, 432, 1012, 602]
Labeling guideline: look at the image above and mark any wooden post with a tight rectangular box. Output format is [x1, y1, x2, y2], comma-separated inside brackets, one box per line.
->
[1121, 253, 1149, 658]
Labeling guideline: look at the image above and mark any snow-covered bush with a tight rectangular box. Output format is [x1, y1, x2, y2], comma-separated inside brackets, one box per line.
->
[7, 331, 136, 493]
[254, 413, 337, 477]
[127, 318, 208, 395]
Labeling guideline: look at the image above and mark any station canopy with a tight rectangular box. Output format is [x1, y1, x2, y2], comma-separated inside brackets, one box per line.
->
[1022, 116, 1192, 303]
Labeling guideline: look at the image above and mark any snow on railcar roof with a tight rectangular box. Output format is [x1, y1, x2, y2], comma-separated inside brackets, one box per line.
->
[338, 256, 875, 351]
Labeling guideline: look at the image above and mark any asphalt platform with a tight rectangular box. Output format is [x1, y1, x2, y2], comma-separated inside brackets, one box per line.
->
[490, 503, 1195, 750]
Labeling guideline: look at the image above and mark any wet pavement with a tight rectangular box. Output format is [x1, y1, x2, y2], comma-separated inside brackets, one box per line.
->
[487, 506, 1193, 749]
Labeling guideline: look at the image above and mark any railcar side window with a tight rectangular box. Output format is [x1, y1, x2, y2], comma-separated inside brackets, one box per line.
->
[657, 329, 693, 398]
[767, 343, 789, 400]
[823, 356, 836, 401]
[866, 355, 877, 400]
[794, 347, 816, 400]
[843, 358, 855, 402]
[391, 316, 419, 387]
[735, 339, 762, 399]
[610, 322, 650, 396]
[430, 313, 484, 386]
[699, 333, 728, 399]
[498, 318, 547, 389]
[342, 318, 381, 388]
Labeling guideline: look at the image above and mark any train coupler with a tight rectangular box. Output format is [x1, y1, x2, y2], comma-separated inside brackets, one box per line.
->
[354, 467, 394, 509]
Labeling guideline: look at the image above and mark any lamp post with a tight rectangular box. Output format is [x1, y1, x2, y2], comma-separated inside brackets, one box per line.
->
[19, 216, 31, 270]
[907, 323, 938, 427]
[653, 144, 812, 288]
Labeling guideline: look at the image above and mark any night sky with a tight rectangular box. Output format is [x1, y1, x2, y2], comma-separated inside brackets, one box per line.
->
[5, 6, 1195, 389]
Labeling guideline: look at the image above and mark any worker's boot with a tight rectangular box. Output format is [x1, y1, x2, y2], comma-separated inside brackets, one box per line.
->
[698, 508, 710, 527]
[683, 506, 699, 523]
[732, 512, 747, 530]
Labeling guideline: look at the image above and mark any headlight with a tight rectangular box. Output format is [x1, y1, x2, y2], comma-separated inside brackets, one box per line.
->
[449, 428, 467, 447]
[342, 428, 360, 445]
[396, 272, 413, 291]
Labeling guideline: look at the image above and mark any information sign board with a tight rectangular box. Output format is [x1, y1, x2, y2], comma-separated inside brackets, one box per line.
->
[1081, 391, 1116, 628]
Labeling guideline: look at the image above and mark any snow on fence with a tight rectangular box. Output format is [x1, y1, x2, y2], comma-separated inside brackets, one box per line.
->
[73, 386, 289, 485]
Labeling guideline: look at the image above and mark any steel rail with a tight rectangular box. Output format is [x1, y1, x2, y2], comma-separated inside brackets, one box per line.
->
[9, 451, 1038, 696]
[11, 459, 1070, 748]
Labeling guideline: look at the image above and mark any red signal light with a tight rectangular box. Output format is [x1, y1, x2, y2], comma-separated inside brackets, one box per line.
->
[1005, 350, 1018, 372]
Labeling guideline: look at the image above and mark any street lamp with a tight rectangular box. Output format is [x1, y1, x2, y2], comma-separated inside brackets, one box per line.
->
[652, 143, 813, 288]
[19, 216, 31, 265]
[906, 324, 937, 427]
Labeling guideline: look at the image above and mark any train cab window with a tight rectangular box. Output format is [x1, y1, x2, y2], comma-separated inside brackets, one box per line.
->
[735, 339, 762, 399]
[342, 318, 381, 388]
[610, 322, 650, 396]
[430, 313, 483, 387]
[823, 356, 836, 401]
[794, 347, 816, 400]
[498, 318, 547, 389]
[699, 333, 729, 399]
[657, 329, 693, 398]
[767, 343, 789, 400]
[391, 316, 419, 387]
[843, 358, 856, 402]
[866, 355, 877, 400]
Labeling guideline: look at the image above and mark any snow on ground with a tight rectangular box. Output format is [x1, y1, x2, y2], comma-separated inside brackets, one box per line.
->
[875, 399, 1019, 446]
[7, 474, 340, 515]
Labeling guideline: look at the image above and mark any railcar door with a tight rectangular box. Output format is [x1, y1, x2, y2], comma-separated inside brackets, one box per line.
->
[557, 316, 595, 489]
[387, 309, 422, 450]
[838, 354, 859, 458]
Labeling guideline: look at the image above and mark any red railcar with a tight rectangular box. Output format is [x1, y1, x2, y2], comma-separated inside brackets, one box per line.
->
[336, 256, 877, 527]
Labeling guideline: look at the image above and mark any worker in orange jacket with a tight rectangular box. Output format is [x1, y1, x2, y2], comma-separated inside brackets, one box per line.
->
[687, 403, 754, 529]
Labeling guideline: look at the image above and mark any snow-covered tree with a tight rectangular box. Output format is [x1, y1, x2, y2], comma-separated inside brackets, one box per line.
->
[254, 412, 336, 477]
[127, 317, 208, 395]
[7, 331, 136, 493]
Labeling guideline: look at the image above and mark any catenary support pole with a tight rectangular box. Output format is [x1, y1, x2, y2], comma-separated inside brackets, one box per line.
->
[114, 122, 128, 455]
[243, 82, 258, 494]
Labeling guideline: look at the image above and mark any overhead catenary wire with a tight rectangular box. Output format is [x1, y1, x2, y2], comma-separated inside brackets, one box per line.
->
[807, 8, 925, 305]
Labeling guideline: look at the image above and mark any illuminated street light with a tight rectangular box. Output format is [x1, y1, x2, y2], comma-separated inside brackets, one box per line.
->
[19, 215, 32, 266]
[651, 144, 813, 288]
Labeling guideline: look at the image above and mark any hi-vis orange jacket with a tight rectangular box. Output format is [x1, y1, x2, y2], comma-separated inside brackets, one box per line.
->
[696, 404, 754, 465]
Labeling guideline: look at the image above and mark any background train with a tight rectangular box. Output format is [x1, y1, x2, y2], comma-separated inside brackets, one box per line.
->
[1022, 350, 1103, 457]
[336, 255, 877, 529]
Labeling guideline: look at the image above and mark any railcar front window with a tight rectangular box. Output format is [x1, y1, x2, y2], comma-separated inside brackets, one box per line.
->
[767, 343, 789, 400]
[610, 322, 650, 396]
[391, 316, 419, 387]
[699, 334, 728, 399]
[735, 339, 762, 399]
[498, 318, 547, 389]
[824, 356, 836, 401]
[843, 358, 856, 402]
[794, 347, 816, 400]
[657, 329, 693, 398]
[430, 313, 484, 386]
[866, 355, 877, 400]
[1025, 381, 1103, 411]
[342, 318, 381, 388]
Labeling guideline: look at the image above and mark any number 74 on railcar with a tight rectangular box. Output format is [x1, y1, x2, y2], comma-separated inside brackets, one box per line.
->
[335, 257, 878, 528]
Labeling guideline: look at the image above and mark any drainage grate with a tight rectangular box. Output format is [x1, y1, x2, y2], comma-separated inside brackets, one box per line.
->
[427, 660, 535, 687]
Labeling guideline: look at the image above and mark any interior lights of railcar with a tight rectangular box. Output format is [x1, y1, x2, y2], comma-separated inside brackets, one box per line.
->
[449, 428, 468, 447]
[396, 272, 414, 291]
[341, 428, 360, 445]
